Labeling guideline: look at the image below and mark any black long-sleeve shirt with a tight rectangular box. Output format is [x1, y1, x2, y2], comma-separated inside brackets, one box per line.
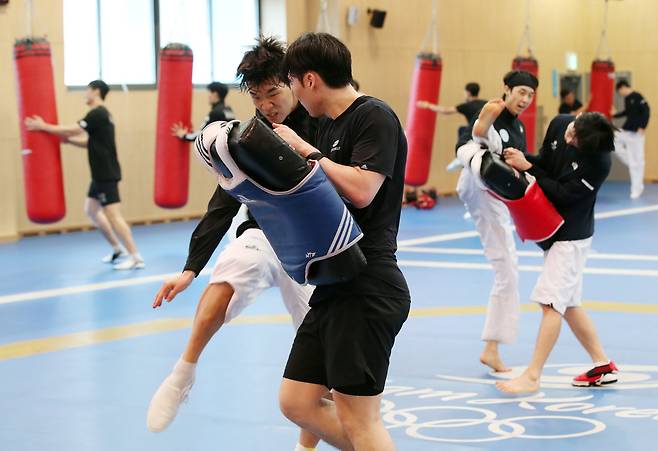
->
[526, 114, 611, 250]
[613, 92, 650, 132]
[558, 99, 583, 115]
[183, 104, 318, 275]
[181, 102, 236, 142]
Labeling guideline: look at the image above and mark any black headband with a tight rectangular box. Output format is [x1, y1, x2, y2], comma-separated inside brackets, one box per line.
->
[504, 71, 538, 90]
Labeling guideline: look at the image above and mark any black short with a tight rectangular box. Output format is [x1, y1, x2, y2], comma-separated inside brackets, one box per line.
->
[87, 180, 120, 206]
[283, 293, 410, 396]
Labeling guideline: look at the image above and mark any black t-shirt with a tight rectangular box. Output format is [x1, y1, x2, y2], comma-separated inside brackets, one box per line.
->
[183, 103, 318, 275]
[79, 106, 121, 181]
[559, 99, 583, 114]
[456, 99, 487, 123]
[311, 96, 410, 303]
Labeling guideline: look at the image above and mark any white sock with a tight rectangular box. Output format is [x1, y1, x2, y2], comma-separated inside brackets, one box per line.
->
[171, 358, 196, 386]
[112, 245, 122, 253]
[594, 360, 609, 367]
[294, 444, 316, 451]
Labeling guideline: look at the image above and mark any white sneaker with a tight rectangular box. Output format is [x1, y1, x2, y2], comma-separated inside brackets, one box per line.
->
[102, 249, 127, 264]
[113, 257, 145, 270]
[630, 187, 644, 199]
[446, 157, 463, 172]
[147, 374, 194, 432]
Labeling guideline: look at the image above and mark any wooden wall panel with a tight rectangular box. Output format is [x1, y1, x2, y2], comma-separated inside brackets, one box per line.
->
[1, 0, 655, 239]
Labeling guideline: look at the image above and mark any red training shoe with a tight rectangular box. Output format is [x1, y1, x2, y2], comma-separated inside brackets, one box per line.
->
[572, 361, 619, 387]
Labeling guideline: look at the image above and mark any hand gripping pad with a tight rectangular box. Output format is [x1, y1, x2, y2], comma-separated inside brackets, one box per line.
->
[230, 117, 311, 191]
[479, 150, 528, 200]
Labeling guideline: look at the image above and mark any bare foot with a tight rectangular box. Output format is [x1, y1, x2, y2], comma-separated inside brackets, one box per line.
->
[496, 373, 540, 394]
[480, 351, 512, 373]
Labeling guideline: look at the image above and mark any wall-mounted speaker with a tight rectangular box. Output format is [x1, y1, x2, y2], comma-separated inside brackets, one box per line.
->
[367, 8, 386, 28]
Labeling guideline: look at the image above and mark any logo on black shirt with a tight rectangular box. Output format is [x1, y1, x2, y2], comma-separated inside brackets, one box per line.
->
[331, 139, 341, 153]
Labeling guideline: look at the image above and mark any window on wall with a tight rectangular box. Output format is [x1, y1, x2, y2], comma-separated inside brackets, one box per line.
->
[63, 0, 261, 87]
[63, 0, 156, 86]
[159, 0, 212, 85]
[210, 0, 260, 83]
[63, 0, 100, 86]
[99, 0, 156, 84]
[159, 0, 260, 84]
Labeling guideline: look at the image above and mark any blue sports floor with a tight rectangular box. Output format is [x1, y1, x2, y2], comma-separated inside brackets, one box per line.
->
[1, 181, 657, 450]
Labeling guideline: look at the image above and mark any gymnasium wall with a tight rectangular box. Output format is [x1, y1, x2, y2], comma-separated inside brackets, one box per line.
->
[332, 0, 656, 193]
[0, 0, 654, 241]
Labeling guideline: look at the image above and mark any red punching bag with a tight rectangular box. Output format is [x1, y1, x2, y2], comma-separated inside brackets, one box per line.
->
[588, 60, 615, 118]
[14, 37, 66, 223]
[154, 43, 193, 208]
[404, 53, 442, 186]
[512, 56, 539, 152]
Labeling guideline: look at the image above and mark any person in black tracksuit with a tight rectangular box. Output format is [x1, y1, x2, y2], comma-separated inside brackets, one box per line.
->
[498, 112, 618, 394]
[558, 88, 587, 115]
[147, 38, 322, 451]
[171, 82, 235, 142]
[612, 79, 651, 198]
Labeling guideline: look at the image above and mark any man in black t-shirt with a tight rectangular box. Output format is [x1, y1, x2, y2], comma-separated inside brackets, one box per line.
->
[418, 81, 486, 125]
[558, 88, 587, 115]
[25, 80, 144, 269]
[612, 79, 651, 198]
[171, 82, 235, 141]
[417, 82, 486, 172]
[274, 33, 410, 451]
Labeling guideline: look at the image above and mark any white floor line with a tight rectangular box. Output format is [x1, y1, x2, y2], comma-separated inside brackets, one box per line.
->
[0, 268, 210, 306]
[398, 259, 658, 277]
[2, 204, 657, 306]
[398, 246, 658, 262]
[3, 256, 657, 306]
[398, 203, 658, 247]
[594, 204, 658, 219]
[397, 230, 479, 246]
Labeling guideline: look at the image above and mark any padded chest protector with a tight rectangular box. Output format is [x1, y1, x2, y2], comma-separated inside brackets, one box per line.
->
[201, 118, 366, 285]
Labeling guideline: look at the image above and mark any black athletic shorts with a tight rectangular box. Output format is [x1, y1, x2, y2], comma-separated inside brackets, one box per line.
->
[283, 293, 410, 396]
[88, 180, 120, 206]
